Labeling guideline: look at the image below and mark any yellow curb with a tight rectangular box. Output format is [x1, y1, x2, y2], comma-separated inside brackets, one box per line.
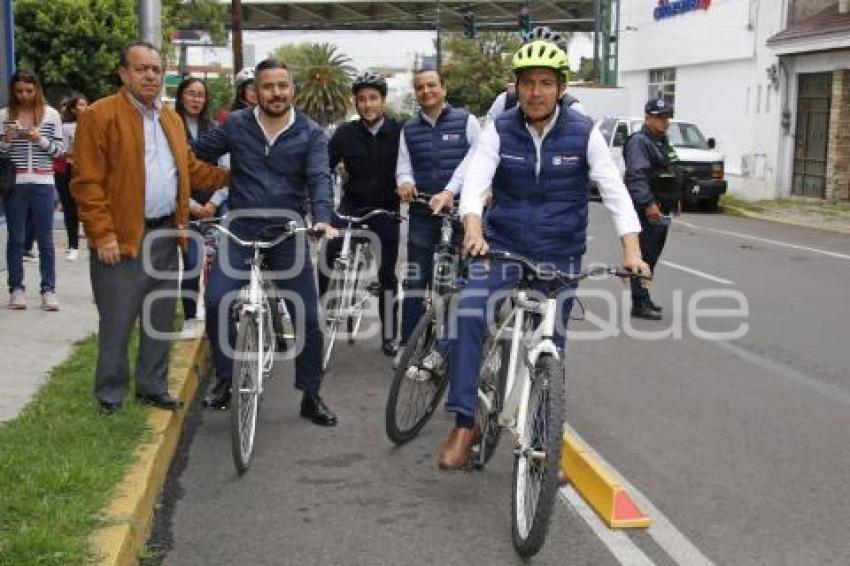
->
[560, 432, 650, 529]
[722, 205, 850, 235]
[89, 338, 210, 566]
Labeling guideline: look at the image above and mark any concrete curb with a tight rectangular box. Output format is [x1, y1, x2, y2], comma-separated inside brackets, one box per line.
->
[89, 338, 210, 566]
[722, 205, 850, 235]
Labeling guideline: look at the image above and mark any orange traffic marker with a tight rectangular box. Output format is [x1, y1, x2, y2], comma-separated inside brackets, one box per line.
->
[560, 432, 651, 529]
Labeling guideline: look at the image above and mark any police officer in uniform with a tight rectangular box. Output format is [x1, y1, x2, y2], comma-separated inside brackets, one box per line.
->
[623, 98, 681, 320]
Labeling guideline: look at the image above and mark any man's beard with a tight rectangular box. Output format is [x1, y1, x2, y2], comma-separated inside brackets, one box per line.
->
[260, 98, 291, 118]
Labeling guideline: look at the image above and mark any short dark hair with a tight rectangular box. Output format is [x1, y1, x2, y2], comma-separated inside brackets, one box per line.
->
[255, 58, 289, 77]
[414, 68, 443, 86]
[119, 40, 160, 68]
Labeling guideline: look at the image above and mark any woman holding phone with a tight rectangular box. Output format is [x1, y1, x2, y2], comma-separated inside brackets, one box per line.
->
[0, 69, 65, 311]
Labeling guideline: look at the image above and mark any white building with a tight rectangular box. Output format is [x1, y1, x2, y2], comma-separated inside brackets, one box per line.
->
[617, 0, 850, 202]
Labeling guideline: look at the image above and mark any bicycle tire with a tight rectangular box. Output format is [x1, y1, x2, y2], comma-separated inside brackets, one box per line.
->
[473, 334, 509, 468]
[346, 245, 367, 344]
[385, 311, 448, 445]
[231, 313, 261, 474]
[511, 354, 565, 557]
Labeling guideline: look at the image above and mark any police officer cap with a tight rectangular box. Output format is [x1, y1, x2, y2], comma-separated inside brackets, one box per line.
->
[645, 98, 674, 116]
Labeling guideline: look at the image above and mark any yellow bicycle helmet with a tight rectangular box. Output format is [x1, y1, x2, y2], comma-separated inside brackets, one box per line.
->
[511, 40, 569, 80]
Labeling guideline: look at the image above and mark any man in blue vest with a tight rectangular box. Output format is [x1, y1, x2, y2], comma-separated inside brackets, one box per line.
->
[437, 42, 649, 470]
[395, 69, 481, 350]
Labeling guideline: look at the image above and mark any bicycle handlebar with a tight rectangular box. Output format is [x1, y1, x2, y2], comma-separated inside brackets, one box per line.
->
[191, 219, 323, 249]
[474, 250, 651, 285]
[335, 208, 401, 224]
[410, 193, 460, 220]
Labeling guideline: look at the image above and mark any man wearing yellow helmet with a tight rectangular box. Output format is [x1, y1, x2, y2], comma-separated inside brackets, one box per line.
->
[435, 41, 649, 469]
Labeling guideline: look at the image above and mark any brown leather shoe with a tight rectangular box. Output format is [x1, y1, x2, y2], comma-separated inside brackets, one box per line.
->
[437, 425, 482, 471]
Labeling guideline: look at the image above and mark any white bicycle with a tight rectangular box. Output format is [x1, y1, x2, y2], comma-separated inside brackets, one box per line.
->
[197, 219, 321, 474]
[322, 208, 400, 369]
[471, 250, 646, 557]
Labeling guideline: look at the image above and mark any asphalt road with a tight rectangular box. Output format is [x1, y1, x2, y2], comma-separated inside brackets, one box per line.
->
[148, 205, 850, 565]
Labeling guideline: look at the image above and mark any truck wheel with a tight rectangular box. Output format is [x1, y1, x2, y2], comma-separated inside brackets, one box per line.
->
[699, 196, 720, 212]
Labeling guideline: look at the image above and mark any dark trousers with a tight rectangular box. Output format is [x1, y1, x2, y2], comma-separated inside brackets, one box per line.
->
[446, 260, 576, 418]
[400, 210, 464, 345]
[90, 228, 179, 404]
[4, 183, 56, 293]
[205, 236, 324, 395]
[631, 209, 669, 307]
[180, 228, 202, 320]
[55, 168, 79, 250]
[317, 212, 400, 342]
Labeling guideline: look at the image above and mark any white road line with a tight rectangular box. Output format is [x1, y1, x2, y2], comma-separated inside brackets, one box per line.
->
[675, 219, 850, 261]
[563, 423, 716, 566]
[559, 486, 656, 566]
[659, 260, 734, 286]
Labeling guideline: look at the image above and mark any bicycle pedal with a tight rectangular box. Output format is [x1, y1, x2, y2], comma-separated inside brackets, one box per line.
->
[367, 282, 381, 296]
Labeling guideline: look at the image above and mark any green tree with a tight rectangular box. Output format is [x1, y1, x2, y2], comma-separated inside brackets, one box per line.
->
[13, 0, 225, 102]
[271, 42, 354, 126]
[439, 32, 522, 117]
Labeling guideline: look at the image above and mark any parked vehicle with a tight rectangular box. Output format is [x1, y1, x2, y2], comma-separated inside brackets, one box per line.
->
[594, 117, 727, 211]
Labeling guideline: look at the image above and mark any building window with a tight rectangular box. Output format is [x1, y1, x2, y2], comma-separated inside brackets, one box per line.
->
[648, 68, 676, 107]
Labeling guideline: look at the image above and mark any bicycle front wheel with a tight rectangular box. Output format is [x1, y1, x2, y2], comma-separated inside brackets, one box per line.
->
[322, 270, 345, 369]
[511, 354, 565, 557]
[385, 311, 448, 445]
[231, 313, 261, 474]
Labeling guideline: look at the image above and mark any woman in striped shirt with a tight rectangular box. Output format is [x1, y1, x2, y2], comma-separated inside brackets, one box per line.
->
[1, 69, 65, 311]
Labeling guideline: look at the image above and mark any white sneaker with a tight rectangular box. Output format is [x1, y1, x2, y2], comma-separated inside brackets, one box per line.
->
[66, 248, 79, 261]
[8, 289, 26, 310]
[41, 292, 60, 312]
[179, 318, 204, 340]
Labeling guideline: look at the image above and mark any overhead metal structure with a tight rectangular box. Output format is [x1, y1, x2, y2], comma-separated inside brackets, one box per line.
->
[215, 0, 619, 85]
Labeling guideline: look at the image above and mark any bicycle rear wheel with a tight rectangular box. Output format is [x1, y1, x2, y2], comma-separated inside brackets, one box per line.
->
[385, 311, 448, 445]
[231, 313, 260, 474]
[511, 354, 565, 557]
[473, 333, 508, 468]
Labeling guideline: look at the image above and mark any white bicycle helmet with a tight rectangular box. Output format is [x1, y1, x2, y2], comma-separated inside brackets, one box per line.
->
[234, 67, 255, 87]
[521, 26, 569, 53]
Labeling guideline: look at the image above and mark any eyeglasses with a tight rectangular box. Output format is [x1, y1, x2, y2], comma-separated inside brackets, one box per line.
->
[184, 91, 206, 100]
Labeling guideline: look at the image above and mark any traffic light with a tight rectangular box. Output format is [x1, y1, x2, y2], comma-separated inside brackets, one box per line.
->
[463, 11, 476, 39]
[518, 6, 532, 34]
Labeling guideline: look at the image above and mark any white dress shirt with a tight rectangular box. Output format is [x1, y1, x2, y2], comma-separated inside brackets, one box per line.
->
[130, 96, 178, 219]
[460, 107, 641, 236]
[395, 108, 481, 195]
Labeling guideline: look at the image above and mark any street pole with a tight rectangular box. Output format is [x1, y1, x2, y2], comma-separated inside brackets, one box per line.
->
[593, 0, 601, 84]
[139, 0, 161, 48]
[232, 0, 244, 74]
[435, 0, 441, 73]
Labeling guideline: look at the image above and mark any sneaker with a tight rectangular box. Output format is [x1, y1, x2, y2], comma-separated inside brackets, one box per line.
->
[22, 250, 38, 262]
[41, 291, 60, 312]
[66, 248, 79, 261]
[8, 289, 26, 310]
[179, 318, 204, 340]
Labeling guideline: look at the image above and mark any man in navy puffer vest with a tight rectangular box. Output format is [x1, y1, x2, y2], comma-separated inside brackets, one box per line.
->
[395, 69, 481, 349]
[436, 42, 649, 470]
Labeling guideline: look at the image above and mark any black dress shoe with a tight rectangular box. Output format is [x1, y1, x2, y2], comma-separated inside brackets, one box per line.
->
[300, 393, 337, 427]
[136, 392, 184, 410]
[203, 380, 231, 410]
[98, 400, 121, 415]
[382, 339, 399, 357]
[631, 304, 663, 321]
[648, 300, 663, 313]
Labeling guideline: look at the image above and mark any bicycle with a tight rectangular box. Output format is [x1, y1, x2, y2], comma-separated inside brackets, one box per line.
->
[195, 219, 321, 474]
[321, 208, 400, 369]
[469, 250, 646, 556]
[385, 196, 461, 445]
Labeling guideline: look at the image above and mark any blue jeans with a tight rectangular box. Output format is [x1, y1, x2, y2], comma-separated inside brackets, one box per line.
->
[204, 235, 324, 395]
[4, 183, 56, 293]
[445, 259, 577, 419]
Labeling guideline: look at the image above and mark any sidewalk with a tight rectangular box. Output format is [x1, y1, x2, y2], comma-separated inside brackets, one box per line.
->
[722, 197, 850, 234]
[0, 237, 98, 421]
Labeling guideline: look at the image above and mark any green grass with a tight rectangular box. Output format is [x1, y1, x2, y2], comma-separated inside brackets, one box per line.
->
[0, 332, 149, 566]
[720, 195, 850, 221]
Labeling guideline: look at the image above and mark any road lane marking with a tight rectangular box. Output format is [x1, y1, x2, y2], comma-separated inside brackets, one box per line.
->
[714, 340, 850, 407]
[559, 486, 656, 566]
[563, 423, 717, 566]
[674, 220, 850, 261]
[659, 260, 734, 286]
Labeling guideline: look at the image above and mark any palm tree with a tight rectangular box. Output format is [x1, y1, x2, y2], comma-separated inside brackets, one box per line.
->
[273, 43, 354, 126]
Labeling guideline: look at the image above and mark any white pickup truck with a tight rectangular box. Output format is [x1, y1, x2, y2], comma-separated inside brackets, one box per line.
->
[596, 117, 727, 211]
